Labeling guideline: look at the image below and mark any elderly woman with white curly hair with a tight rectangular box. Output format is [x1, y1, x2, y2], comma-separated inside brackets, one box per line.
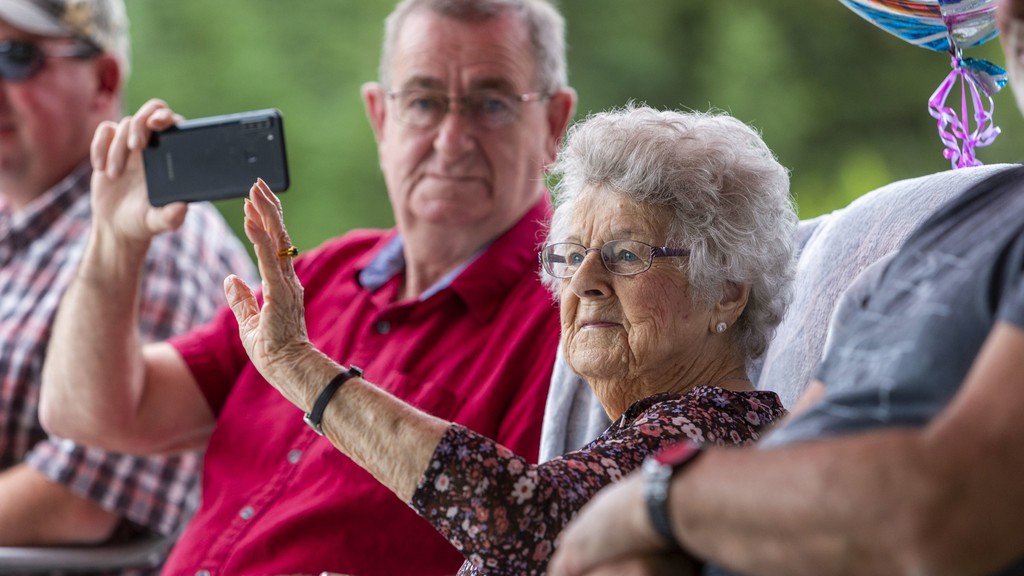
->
[222, 104, 797, 575]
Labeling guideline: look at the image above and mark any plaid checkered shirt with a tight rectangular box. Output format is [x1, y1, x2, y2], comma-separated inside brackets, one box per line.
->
[0, 163, 255, 546]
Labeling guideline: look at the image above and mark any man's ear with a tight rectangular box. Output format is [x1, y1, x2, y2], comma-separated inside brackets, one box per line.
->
[92, 54, 121, 113]
[543, 87, 576, 162]
[362, 81, 388, 143]
[712, 281, 751, 330]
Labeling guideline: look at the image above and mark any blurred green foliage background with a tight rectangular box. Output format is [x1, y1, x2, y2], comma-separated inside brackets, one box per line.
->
[124, 1, 1023, 255]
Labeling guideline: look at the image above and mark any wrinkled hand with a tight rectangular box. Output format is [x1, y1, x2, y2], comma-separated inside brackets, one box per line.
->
[224, 179, 315, 408]
[549, 473, 696, 576]
[89, 98, 189, 244]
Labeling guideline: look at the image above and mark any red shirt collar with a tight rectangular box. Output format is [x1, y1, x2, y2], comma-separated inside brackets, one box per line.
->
[355, 195, 553, 323]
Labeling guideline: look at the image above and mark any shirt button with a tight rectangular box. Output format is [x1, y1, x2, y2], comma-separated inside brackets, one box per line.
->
[375, 320, 391, 334]
[287, 449, 302, 464]
[196, 571, 211, 576]
[239, 506, 255, 520]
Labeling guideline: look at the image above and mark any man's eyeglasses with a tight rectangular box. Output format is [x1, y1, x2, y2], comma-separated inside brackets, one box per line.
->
[386, 90, 548, 131]
[0, 40, 100, 82]
[539, 240, 689, 279]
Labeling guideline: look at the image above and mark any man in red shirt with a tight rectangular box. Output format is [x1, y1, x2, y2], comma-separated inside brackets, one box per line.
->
[40, 0, 576, 574]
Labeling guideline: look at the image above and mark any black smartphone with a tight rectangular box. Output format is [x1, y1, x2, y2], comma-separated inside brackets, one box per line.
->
[142, 108, 290, 206]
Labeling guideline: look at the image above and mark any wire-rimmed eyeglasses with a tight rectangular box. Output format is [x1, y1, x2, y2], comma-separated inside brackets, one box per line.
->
[385, 90, 549, 130]
[539, 240, 689, 279]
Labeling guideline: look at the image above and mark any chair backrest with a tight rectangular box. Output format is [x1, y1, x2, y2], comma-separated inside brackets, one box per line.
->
[538, 164, 1019, 461]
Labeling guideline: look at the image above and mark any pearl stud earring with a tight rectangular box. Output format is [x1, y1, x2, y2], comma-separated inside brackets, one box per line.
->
[715, 322, 727, 333]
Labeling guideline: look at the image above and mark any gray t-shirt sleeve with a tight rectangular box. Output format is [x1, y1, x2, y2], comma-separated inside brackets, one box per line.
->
[818, 253, 894, 364]
[996, 237, 1024, 329]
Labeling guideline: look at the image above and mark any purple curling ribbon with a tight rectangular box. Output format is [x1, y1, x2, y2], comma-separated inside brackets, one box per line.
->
[928, 54, 1006, 168]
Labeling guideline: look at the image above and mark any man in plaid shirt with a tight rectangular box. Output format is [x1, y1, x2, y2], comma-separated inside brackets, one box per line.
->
[0, 0, 254, 571]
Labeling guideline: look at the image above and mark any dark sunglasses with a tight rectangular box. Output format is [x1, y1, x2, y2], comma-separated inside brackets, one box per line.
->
[0, 40, 100, 81]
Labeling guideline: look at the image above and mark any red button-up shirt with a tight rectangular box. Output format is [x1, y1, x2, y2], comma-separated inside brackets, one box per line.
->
[164, 199, 559, 576]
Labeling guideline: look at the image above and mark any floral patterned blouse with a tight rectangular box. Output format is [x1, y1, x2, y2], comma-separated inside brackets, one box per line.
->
[410, 385, 786, 575]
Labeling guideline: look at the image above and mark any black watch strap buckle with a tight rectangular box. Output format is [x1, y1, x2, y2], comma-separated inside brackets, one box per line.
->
[303, 366, 363, 436]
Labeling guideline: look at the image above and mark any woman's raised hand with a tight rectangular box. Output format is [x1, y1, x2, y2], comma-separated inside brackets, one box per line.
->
[224, 179, 318, 408]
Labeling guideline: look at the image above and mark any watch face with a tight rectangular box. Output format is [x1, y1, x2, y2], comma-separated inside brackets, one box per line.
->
[654, 440, 699, 467]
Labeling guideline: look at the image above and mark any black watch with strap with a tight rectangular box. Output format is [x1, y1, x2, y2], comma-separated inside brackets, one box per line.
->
[303, 366, 363, 436]
[642, 440, 702, 545]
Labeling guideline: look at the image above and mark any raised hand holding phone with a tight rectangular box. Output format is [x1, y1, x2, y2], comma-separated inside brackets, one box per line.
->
[89, 98, 189, 245]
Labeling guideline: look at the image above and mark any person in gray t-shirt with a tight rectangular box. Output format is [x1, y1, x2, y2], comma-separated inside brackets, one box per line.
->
[547, 0, 1024, 573]
[764, 166, 1024, 449]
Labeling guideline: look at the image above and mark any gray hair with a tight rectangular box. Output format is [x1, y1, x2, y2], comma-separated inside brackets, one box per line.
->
[379, 0, 567, 93]
[545, 104, 797, 360]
